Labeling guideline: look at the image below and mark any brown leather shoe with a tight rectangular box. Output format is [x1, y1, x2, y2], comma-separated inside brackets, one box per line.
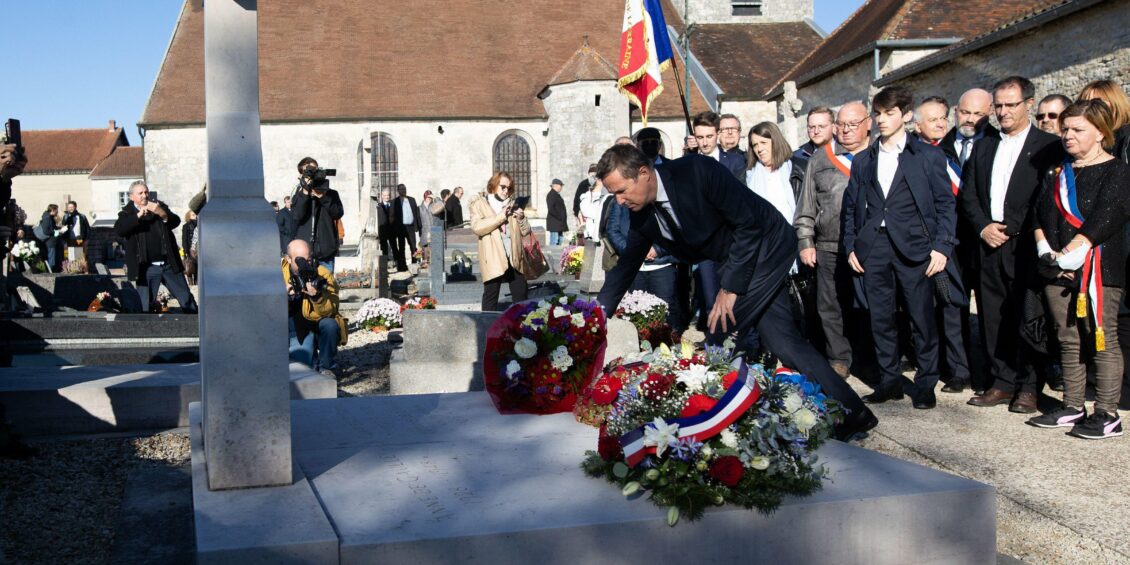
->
[1009, 392, 1038, 414]
[967, 388, 1012, 407]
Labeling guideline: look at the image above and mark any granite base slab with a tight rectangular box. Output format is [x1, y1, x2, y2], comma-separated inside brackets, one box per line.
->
[233, 393, 997, 564]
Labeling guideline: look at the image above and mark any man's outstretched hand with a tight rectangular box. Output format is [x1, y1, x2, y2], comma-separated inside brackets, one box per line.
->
[708, 289, 738, 334]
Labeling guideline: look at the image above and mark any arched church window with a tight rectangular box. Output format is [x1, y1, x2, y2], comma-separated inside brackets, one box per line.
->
[370, 132, 398, 197]
[493, 133, 532, 198]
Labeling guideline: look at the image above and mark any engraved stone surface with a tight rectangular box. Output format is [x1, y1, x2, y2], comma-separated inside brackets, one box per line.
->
[282, 393, 996, 565]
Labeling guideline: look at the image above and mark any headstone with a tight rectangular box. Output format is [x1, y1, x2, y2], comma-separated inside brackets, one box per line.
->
[429, 224, 445, 295]
[377, 254, 390, 299]
[604, 318, 640, 363]
[199, 0, 291, 490]
[577, 240, 605, 294]
[389, 310, 500, 394]
[95, 263, 109, 275]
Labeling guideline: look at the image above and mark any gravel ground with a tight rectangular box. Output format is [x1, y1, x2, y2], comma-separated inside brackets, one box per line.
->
[0, 431, 190, 564]
[335, 324, 395, 397]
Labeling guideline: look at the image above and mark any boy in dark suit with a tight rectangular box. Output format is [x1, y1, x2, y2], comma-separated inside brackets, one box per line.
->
[842, 86, 957, 409]
[596, 144, 877, 441]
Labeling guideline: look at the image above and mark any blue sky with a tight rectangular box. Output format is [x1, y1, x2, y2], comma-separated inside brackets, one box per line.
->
[1, 0, 863, 142]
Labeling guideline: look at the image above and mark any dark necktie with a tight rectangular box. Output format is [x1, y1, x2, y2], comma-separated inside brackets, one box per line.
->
[652, 201, 682, 243]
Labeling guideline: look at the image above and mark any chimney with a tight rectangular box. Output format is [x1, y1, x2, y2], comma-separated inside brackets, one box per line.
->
[108, 120, 116, 131]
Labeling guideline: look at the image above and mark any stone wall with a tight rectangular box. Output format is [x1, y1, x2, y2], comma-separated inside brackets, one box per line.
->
[685, 0, 813, 24]
[543, 80, 630, 206]
[719, 99, 780, 148]
[10, 173, 91, 225]
[89, 177, 143, 224]
[143, 118, 552, 245]
[886, 2, 1130, 111]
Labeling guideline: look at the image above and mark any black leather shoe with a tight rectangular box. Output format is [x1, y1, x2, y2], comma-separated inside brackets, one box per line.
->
[835, 409, 879, 441]
[913, 390, 937, 409]
[862, 386, 905, 404]
[940, 378, 968, 394]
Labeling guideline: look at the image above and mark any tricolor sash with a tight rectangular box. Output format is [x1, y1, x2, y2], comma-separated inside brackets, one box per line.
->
[946, 159, 962, 196]
[826, 142, 853, 177]
[1053, 161, 1106, 351]
[620, 362, 761, 467]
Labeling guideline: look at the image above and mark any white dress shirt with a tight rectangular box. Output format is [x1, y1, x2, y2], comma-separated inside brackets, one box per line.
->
[989, 123, 1031, 222]
[876, 131, 907, 228]
[706, 146, 721, 161]
[401, 198, 415, 225]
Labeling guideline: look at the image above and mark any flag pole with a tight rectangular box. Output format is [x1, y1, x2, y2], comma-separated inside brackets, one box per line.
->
[669, 57, 693, 135]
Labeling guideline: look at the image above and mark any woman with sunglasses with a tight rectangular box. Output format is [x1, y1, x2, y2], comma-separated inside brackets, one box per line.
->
[469, 172, 530, 311]
[1029, 100, 1130, 439]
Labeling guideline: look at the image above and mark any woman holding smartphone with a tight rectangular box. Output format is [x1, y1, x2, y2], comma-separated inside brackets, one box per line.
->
[469, 171, 531, 311]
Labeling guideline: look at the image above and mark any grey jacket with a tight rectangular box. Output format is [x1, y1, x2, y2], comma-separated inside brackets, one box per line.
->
[794, 144, 853, 253]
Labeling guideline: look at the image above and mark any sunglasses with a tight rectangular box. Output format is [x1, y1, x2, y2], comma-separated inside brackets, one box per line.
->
[1036, 112, 1059, 121]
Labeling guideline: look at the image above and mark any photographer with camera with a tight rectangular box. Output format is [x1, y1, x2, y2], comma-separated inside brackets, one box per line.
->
[283, 238, 346, 376]
[291, 156, 344, 272]
[114, 181, 198, 313]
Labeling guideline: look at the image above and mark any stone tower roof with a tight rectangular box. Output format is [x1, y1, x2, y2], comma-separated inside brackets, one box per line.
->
[545, 37, 618, 87]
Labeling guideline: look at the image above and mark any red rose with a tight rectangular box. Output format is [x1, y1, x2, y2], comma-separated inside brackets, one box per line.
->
[679, 394, 718, 417]
[709, 456, 744, 487]
[721, 370, 739, 390]
[590, 376, 623, 405]
[598, 426, 623, 460]
[641, 373, 674, 401]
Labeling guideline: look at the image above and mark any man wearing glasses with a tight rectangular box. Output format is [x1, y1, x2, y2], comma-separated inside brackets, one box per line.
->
[1035, 94, 1071, 136]
[718, 114, 746, 179]
[794, 101, 872, 380]
[692, 111, 745, 180]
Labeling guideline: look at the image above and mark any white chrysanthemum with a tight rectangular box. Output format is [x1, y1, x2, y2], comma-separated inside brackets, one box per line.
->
[571, 313, 586, 328]
[794, 408, 817, 432]
[514, 337, 538, 359]
[676, 364, 712, 392]
[719, 428, 739, 448]
[505, 360, 522, 378]
[550, 345, 573, 371]
[783, 392, 805, 414]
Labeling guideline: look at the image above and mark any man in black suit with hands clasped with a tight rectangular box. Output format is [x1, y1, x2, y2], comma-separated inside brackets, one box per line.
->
[842, 86, 958, 410]
[595, 144, 877, 441]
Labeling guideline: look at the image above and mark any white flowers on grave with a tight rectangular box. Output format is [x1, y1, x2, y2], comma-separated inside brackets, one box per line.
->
[571, 313, 586, 328]
[675, 363, 712, 393]
[12, 240, 40, 262]
[514, 337, 538, 359]
[505, 360, 522, 379]
[642, 417, 680, 457]
[550, 345, 573, 372]
[356, 298, 403, 330]
[719, 428, 739, 449]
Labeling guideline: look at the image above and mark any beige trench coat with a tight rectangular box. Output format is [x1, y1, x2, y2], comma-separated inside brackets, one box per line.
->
[468, 192, 531, 282]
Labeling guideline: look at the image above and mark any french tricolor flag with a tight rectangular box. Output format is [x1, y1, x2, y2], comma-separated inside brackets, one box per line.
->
[620, 363, 761, 467]
[618, 0, 673, 126]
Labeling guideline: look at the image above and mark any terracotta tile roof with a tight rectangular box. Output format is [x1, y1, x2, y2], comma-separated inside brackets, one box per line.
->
[22, 127, 128, 174]
[690, 22, 824, 100]
[770, 0, 1059, 94]
[142, 0, 707, 126]
[546, 39, 618, 86]
[90, 146, 145, 178]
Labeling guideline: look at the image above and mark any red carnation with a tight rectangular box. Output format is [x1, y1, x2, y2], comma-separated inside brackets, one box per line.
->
[709, 456, 744, 487]
[680, 394, 718, 418]
[722, 370, 739, 390]
[641, 373, 674, 401]
[598, 427, 623, 460]
[590, 376, 624, 405]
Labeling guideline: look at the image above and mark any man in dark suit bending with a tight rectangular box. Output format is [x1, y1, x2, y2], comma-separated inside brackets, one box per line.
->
[595, 144, 877, 440]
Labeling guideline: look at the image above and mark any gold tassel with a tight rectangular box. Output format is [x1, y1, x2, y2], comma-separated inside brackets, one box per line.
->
[1096, 327, 1106, 352]
[1077, 293, 1088, 318]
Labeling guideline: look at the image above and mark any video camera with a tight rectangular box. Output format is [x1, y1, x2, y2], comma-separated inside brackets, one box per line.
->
[301, 167, 337, 190]
[290, 256, 327, 296]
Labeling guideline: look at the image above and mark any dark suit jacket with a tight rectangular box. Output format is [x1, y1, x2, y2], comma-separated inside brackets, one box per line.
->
[598, 154, 795, 313]
[842, 136, 957, 263]
[959, 126, 1064, 240]
[377, 200, 398, 237]
[395, 196, 422, 234]
[718, 147, 747, 180]
[939, 124, 999, 166]
[113, 202, 185, 284]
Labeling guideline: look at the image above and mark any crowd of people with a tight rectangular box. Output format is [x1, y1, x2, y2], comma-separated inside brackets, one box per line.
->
[587, 76, 1130, 442]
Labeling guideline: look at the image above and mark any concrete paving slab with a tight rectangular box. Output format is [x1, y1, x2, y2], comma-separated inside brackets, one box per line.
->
[850, 379, 1130, 563]
[289, 393, 995, 565]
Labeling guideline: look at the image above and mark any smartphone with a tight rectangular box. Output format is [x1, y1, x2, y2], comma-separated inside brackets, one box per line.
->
[512, 196, 530, 209]
[4, 118, 22, 151]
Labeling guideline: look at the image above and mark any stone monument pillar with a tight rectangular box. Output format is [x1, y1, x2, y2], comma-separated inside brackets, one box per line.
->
[200, 0, 292, 490]
[780, 81, 804, 149]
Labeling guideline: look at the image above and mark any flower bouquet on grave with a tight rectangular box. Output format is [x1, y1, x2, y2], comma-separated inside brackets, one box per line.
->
[400, 296, 437, 312]
[62, 258, 88, 275]
[559, 245, 584, 277]
[355, 297, 403, 332]
[615, 290, 676, 346]
[153, 289, 172, 313]
[483, 294, 607, 415]
[11, 240, 46, 273]
[87, 291, 121, 313]
[579, 341, 842, 526]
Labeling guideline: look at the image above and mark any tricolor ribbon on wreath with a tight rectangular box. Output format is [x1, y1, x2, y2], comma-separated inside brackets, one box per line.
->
[1053, 160, 1106, 351]
[619, 363, 761, 467]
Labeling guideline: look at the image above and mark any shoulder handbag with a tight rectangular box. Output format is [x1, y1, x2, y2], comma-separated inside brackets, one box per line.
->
[520, 230, 549, 280]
